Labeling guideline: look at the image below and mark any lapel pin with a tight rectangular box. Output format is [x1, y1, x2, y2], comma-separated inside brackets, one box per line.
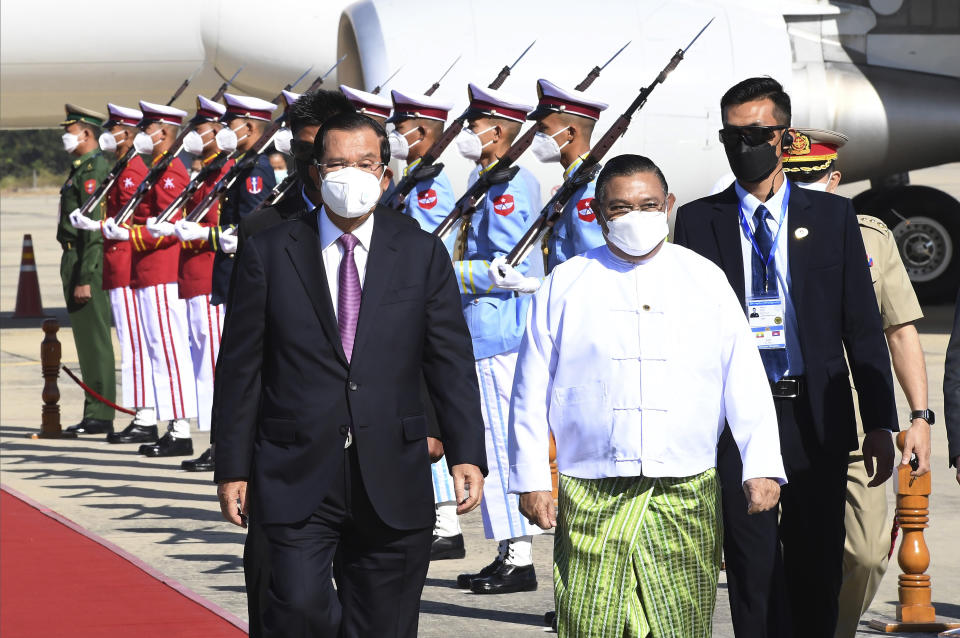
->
[795, 227, 809, 239]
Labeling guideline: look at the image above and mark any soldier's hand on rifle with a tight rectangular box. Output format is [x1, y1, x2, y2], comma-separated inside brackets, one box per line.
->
[174, 220, 209, 243]
[146, 217, 176, 238]
[219, 227, 238, 254]
[489, 256, 541, 294]
[102, 218, 130, 241]
[69, 209, 101, 232]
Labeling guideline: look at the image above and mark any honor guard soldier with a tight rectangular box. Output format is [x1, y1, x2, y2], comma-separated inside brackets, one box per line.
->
[153, 95, 232, 471]
[527, 79, 609, 272]
[451, 83, 544, 594]
[386, 89, 458, 253]
[785, 128, 931, 638]
[70, 103, 157, 438]
[386, 90, 464, 556]
[179, 93, 277, 308]
[102, 101, 198, 455]
[58, 104, 117, 435]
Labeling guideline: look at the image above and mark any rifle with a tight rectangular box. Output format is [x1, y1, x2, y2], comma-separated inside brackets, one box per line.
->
[503, 19, 713, 267]
[301, 55, 348, 95]
[74, 69, 209, 221]
[271, 66, 313, 105]
[425, 55, 461, 97]
[432, 42, 631, 241]
[371, 66, 403, 95]
[383, 40, 536, 210]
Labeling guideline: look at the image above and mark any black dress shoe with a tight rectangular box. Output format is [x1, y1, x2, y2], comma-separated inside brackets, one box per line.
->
[107, 423, 158, 444]
[181, 447, 214, 472]
[65, 418, 114, 435]
[431, 534, 466, 561]
[139, 433, 194, 457]
[456, 557, 503, 589]
[470, 563, 537, 594]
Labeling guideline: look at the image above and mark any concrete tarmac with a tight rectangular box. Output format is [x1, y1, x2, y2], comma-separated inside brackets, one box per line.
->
[2, 179, 958, 635]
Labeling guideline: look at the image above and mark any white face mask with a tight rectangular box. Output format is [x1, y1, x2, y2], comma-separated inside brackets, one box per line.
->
[796, 176, 831, 192]
[215, 123, 248, 153]
[604, 209, 669, 257]
[182, 130, 205, 155]
[531, 127, 570, 163]
[62, 132, 80, 153]
[455, 126, 495, 162]
[274, 128, 293, 156]
[98, 130, 123, 153]
[133, 129, 162, 155]
[387, 128, 420, 161]
[274, 169, 288, 183]
[320, 166, 385, 218]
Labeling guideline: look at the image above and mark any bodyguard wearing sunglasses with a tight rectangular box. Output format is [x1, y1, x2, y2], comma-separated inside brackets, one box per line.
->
[213, 110, 486, 637]
[673, 77, 897, 637]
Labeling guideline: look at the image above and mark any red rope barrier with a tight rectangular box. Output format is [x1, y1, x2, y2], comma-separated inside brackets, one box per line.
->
[60, 365, 135, 416]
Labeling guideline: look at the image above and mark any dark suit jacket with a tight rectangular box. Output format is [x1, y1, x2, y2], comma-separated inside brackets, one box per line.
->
[673, 184, 898, 458]
[945, 290, 960, 468]
[213, 206, 487, 528]
[237, 177, 306, 254]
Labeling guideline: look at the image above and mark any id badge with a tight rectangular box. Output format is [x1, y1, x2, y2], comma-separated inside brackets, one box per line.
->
[747, 296, 787, 350]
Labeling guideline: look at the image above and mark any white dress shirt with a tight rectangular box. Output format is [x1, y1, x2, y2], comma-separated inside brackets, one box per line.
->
[735, 178, 804, 375]
[317, 206, 374, 320]
[508, 242, 787, 494]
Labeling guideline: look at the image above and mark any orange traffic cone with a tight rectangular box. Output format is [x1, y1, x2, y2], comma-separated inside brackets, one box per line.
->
[13, 234, 46, 318]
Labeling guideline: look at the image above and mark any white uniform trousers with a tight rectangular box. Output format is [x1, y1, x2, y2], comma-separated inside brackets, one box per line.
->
[476, 349, 543, 541]
[432, 456, 458, 503]
[135, 283, 198, 423]
[108, 286, 154, 409]
[185, 294, 223, 432]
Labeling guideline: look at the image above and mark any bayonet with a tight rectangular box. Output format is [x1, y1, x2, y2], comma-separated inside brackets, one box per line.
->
[425, 55, 462, 96]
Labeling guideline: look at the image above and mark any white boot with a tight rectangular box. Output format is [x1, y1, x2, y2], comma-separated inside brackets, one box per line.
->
[134, 407, 156, 426]
[504, 536, 533, 567]
[169, 418, 191, 439]
[434, 501, 462, 538]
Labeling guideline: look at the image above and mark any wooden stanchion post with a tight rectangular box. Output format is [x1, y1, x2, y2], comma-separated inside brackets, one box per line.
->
[869, 432, 959, 633]
[30, 319, 76, 440]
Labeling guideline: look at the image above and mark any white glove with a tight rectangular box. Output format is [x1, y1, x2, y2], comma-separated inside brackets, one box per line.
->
[146, 217, 176, 238]
[174, 219, 209, 242]
[219, 227, 238, 254]
[102, 218, 130, 241]
[489, 256, 541, 294]
[69, 209, 102, 232]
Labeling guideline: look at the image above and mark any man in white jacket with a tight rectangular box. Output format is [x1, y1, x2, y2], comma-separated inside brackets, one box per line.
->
[507, 154, 786, 638]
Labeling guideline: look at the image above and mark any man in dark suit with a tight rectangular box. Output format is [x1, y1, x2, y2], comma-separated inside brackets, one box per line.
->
[214, 111, 487, 638]
[946, 290, 960, 485]
[673, 77, 897, 638]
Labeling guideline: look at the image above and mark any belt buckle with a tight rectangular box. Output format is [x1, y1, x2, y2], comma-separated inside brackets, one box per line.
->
[772, 378, 800, 399]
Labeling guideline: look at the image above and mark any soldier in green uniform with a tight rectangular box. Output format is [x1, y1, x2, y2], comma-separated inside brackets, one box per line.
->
[784, 128, 932, 638]
[58, 104, 116, 434]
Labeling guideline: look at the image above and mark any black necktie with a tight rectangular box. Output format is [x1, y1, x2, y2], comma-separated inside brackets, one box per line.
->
[752, 205, 788, 381]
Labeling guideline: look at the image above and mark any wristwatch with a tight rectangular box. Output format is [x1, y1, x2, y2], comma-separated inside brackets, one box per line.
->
[910, 409, 935, 425]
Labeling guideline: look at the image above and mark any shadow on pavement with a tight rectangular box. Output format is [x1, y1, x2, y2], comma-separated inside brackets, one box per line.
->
[419, 599, 545, 627]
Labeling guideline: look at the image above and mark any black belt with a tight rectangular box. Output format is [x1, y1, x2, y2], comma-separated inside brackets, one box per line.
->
[771, 376, 804, 399]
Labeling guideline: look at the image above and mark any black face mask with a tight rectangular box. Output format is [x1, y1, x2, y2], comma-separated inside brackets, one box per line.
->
[724, 139, 780, 183]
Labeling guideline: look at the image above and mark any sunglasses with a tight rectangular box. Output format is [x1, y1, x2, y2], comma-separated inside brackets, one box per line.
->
[290, 140, 314, 161]
[719, 125, 788, 147]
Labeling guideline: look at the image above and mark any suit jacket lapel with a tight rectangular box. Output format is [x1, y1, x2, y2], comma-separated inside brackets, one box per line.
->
[787, 184, 813, 307]
[351, 211, 400, 364]
[712, 186, 747, 309]
[285, 215, 348, 367]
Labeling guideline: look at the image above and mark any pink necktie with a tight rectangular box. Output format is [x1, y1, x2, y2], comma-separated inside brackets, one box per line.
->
[337, 233, 361, 362]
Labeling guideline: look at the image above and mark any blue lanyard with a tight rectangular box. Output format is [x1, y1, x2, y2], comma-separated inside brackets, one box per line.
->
[738, 180, 790, 294]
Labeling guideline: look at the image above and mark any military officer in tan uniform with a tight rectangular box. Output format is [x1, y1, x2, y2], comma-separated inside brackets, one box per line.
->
[784, 128, 933, 638]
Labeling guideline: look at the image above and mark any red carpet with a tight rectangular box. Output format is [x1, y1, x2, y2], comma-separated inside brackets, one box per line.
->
[0, 489, 248, 638]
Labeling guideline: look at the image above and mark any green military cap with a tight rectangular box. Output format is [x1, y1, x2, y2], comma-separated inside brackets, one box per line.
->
[60, 103, 106, 127]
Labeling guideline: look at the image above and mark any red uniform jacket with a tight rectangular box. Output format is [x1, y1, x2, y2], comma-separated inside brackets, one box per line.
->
[178, 157, 234, 299]
[129, 155, 189, 289]
[102, 154, 148, 290]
